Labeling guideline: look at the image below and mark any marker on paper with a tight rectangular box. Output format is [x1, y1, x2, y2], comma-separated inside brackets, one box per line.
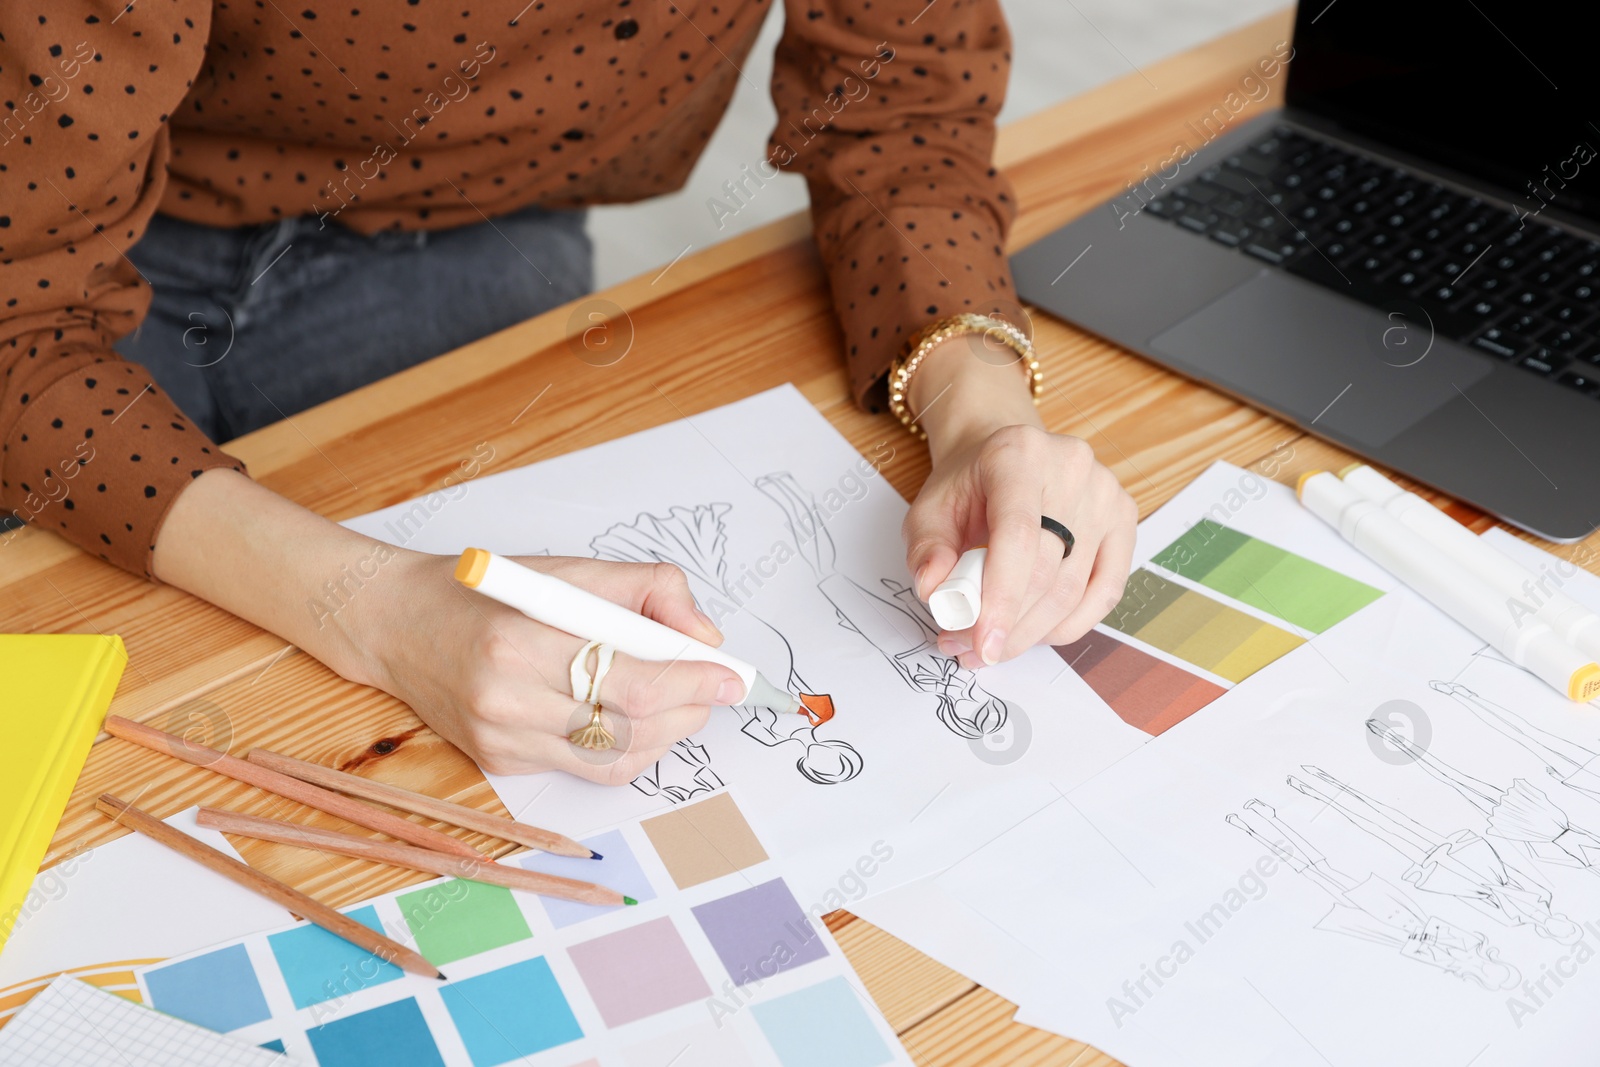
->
[928, 547, 986, 631]
[1340, 464, 1600, 662]
[1298, 471, 1600, 702]
[454, 548, 804, 713]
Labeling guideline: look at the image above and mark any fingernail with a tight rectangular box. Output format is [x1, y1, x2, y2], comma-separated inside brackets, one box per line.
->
[981, 630, 1006, 665]
[694, 607, 720, 633]
[938, 636, 972, 656]
[715, 678, 744, 704]
[914, 563, 931, 599]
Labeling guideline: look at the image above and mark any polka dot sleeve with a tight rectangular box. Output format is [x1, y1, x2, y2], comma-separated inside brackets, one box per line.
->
[769, 0, 1026, 406]
[0, 3, 245, 578]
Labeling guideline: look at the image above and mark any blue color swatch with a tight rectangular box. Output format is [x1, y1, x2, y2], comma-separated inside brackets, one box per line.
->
[439, 957, 583, 1065]
[307, 997, 445, 1067]
[144, 943, 272, 1033]
[515, 829, 656, 927]
[752, 978, 893, 1067]
[267, 904, 403, 1008]
[259, 1039, 287, 1053]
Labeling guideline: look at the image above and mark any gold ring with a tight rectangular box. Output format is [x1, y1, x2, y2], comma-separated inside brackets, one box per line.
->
[568, 702, 615, 751]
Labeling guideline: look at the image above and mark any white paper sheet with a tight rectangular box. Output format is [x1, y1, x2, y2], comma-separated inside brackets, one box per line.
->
[0, 808, 293, 1023]
[933, 480, 1600, 1066]
[344, 386, 1146, 906]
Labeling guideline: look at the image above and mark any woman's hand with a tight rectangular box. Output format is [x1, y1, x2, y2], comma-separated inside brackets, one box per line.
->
[357, 553, 742, 779]
[901, 332, 1137, 669]
[153, 470, 741, 780]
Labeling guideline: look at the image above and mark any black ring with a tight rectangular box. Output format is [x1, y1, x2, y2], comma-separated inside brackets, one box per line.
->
[1041, 516, 1075, 559]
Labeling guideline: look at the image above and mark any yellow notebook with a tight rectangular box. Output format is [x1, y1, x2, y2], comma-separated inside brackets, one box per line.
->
[0, 635, 127, 956]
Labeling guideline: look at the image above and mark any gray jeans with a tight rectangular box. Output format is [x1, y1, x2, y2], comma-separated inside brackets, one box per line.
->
[116, 205, 591, 442]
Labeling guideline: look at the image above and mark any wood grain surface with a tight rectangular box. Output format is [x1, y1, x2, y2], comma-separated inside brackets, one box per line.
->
[11, 7, 1583, 1063]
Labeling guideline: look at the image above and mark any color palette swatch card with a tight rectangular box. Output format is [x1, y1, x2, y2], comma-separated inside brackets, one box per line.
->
[135, 790, 910, 1067]
[1058, 461, 1390, 737]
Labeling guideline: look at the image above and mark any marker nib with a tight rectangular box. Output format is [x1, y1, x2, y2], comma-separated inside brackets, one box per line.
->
[623, 896, 639, 906]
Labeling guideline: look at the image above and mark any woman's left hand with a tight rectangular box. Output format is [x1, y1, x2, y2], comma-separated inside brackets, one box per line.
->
[901, 333, 1138, 670]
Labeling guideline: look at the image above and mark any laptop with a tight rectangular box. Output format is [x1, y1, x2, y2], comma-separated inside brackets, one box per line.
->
[1011, 1, 1600, 541]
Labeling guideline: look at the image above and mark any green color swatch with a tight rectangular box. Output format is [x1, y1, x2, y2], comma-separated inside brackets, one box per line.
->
[1152, 520, 1382, 633]
[396, 880, 532, 966]
[1105, 568, 1304, 683]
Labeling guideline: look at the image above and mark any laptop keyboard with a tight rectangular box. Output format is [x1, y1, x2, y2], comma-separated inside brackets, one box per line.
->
[1142, 126, 1600, 397]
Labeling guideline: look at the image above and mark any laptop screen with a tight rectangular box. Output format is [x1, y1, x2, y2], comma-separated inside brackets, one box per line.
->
[1286, 1, 1600, 224]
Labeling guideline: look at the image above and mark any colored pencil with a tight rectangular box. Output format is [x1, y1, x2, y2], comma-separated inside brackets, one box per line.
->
[195, 808, 637, 908]
[104, 716, 484, 860]
[96, 794, 443, 979]
[244, 747, 597, 860]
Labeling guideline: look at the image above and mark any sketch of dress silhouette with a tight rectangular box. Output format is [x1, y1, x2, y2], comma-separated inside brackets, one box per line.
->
[1431, 680, 1600, 801]
[631, 739, 724, 804]
[1289, 766, 1581, 943]
[1366, 717, 1600, 873]
[1226, 800, 1519, 989]
[592, 504, 864, 789]
[753, 471, 1016, 739]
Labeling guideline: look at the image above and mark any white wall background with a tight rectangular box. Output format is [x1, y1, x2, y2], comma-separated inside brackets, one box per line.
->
[587, 0, 1287, 287]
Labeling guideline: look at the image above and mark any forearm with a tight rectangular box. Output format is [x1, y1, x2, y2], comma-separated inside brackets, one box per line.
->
[910, 332, 1044, 464]
[150, 469, 393, 687]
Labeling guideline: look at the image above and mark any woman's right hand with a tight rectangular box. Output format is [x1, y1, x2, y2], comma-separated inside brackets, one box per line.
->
[152, 470, 741, 782]
[357, 553, 744, 780]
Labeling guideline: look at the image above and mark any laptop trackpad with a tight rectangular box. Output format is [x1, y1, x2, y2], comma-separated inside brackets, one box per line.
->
[1149, 270, 1491, 448]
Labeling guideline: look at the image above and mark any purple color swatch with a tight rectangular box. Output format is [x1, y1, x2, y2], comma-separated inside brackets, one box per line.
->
[690, 878, 828, 986]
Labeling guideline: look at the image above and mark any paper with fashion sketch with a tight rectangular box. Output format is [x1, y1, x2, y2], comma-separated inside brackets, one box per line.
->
[932, 498, 1600, 1065]
[849, 457, 1396, 1057]
[344, 385, 1146, 906]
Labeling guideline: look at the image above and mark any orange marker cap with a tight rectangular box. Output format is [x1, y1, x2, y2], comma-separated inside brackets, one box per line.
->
[455, 547, 491, 588]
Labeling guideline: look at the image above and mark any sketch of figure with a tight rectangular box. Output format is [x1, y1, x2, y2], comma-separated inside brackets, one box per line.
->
[1289, 766, 1581, 943]
[1227, 800, 1519, 989]
[1432, 681, 1600, 800]
[592, 504, 864, 788]
[754, 471, 1017, 739]
[1366, 718, 1600, 873]
[631, 739, 724, 803]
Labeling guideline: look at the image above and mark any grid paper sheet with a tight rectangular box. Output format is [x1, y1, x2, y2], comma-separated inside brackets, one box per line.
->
[0, 975, 295, 1066]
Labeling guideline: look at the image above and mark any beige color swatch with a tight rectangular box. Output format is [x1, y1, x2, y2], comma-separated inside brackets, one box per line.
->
[640, 793, 769, 890]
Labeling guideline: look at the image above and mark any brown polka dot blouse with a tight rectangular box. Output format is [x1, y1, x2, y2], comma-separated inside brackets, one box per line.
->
[0, 0, 1024, 579]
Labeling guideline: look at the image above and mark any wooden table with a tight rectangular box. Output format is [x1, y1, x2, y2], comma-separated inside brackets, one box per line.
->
[9, 7, 1578, 1063]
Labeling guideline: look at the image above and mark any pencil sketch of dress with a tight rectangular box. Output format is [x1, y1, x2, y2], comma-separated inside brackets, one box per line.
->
[1288, 766, 1581, 943]
[631, 739, 724, 804]
[754, 471, 1017, 739]
[591, 504, 864, 790]
[1432, 681, 1600, 801]
[1227, 800, 1519, 989]
[1366, 717, 1600, 873]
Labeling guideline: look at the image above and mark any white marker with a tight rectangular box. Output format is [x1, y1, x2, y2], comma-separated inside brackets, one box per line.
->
[1341, 464, 1600, 662]
[928, 547, 987, 631]
[1298, 472, 1600, 702]
[454, 548, 803, 713]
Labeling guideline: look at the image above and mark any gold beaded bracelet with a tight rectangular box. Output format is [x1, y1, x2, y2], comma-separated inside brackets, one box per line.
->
[887, 313, 1041, 439]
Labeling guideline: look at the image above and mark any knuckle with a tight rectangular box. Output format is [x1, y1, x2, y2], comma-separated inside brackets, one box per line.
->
[1059, 435, 1094, 465]
[619, 673, 663, 717]
[651, 561, 690, 596]
[1053, 567, 1088, 605]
